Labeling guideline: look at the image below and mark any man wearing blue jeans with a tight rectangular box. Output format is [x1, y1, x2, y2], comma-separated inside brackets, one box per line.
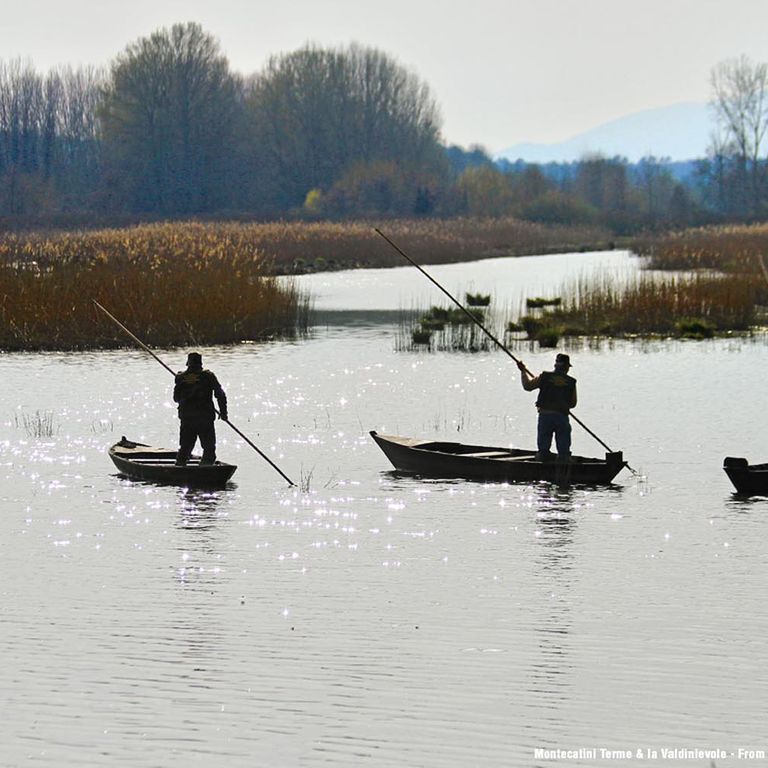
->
[517, 353, 577, 461]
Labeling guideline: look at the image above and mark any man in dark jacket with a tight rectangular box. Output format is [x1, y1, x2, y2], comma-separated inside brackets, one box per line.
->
[173, 352, 228, 465]
[518, 353, 577, 461]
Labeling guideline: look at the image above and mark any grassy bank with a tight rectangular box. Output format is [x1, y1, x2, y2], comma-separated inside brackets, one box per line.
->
[0, 223, 310, 351]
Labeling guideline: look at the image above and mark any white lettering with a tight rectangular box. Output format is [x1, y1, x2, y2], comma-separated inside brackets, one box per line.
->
[600, 749, 633, 759]
[534, 748, 598, 760]
[739, 748, 767, 760]
[661, 748, 729, 760]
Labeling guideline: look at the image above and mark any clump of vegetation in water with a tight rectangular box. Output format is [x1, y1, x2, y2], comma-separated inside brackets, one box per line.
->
[526, 296, 562, 309]
[533, 326, 563, 347]
[465, 292, 491, 306]
[506, 272, 758, 341]
[398, 300, 496, 352]
[411, 327, 433, 345]
[15, 410, 58, 438]
[675, 317, 716, 339]
[511, 297, 568, 348]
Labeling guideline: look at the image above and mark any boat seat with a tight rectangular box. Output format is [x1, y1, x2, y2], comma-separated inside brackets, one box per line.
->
[462, 451, 514, 458]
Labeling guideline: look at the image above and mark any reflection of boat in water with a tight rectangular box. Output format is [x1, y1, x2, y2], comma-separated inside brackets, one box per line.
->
[108, 437, 237, 486]
[723, 457, 768, 496]
[370, 431, 627, 485]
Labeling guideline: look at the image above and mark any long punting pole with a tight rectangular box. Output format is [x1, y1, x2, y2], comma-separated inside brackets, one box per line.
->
[92, 300, 296, 487]
[373, 228, 619, 455]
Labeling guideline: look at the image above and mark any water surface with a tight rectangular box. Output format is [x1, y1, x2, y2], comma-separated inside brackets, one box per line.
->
[2, 251, 767, 767]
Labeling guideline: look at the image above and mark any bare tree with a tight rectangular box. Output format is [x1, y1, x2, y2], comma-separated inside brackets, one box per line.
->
[710, 55, 768, 214]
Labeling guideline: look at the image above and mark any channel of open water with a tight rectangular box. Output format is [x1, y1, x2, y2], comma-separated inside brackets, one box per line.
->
[1, 250, 766, 767]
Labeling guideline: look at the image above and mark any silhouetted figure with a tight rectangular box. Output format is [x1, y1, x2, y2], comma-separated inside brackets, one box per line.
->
[518, 353, 577, 461]
[174, 352, 228, 465]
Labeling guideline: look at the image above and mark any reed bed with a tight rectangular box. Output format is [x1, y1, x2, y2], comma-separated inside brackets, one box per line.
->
[634, 223, 768, 286]
[0, 223, 310, 350]
[512, 272, 758, 341]
[321, 216, 609, 270]
[0, 216, 609, 275]
[0, 217, 608, 274]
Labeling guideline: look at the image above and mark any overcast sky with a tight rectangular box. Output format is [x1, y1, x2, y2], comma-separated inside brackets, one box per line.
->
[2, 0, 766, 152]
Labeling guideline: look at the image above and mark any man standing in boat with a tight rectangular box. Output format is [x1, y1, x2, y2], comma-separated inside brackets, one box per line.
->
[517, 353, 577, 462]
[174, 352, 228, 466]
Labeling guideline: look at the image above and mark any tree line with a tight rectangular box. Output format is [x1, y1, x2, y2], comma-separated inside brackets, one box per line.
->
[1, 23, 766, 233]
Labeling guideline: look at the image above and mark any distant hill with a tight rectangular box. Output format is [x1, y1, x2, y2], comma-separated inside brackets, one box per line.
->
[496, 102, 712, 164]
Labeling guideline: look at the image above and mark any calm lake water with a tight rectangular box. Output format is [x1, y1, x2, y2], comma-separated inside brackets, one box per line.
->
[2, 251, 767, 767]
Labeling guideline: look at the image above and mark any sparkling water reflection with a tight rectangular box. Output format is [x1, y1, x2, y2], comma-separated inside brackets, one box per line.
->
[2, 253, 767, 766]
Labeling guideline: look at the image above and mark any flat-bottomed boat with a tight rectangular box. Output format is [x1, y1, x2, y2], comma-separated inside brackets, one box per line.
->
[108, 437, 237, 486]
[370, 431, 626, 485]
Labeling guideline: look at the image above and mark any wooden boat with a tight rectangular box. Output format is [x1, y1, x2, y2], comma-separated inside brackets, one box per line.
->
[370, 431, 627, 485]
[108, 437, 237, 486]
[723, 457, 768, 496]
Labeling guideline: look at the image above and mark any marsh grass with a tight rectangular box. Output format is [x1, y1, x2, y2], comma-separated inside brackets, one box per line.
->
[411, 328, 433, 345]
[17, 410, 58, 437]
[299, 466, 314, 493]
[513, 272, 758, 338]
[0, 216, 609, 350]
[0, 222, 311, 350]
[209, 217, 604, 272]
[398, 301, 496, 352]
[635, 223, 768, 294]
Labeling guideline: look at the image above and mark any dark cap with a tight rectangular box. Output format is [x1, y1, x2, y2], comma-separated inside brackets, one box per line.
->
[555, 353, 571, 368]
[186, 352, 203, 368]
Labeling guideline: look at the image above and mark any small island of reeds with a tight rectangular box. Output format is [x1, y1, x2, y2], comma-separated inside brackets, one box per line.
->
[401, 303, 493, 352]
[398, 222, 768, 353]
[509, 272, 759, 347]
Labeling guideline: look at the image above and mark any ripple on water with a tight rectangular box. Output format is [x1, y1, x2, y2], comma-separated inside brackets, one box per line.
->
[1, 333, 768, 766]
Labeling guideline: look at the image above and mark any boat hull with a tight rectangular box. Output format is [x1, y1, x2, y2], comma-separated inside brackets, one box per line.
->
[723, 457, 768, 496]
[109, 437, 237, 486]
[370, 431, 626, 485]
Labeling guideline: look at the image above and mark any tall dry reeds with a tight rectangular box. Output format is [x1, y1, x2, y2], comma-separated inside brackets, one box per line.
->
[634, 224, 768, 285]
[0, 223, 310, 350]
[518, 272, 758, 338]
[0, 217, 606, 275]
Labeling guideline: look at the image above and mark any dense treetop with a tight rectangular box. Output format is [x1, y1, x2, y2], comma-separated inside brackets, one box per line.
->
[0, 24, 766, 231]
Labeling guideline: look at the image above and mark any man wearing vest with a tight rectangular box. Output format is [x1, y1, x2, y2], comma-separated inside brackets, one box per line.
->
[517, 353, 577, 462]
[173, 352, 228, 466]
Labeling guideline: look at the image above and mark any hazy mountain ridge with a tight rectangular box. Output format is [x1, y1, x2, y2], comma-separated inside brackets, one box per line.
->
[496, 102, 712, 164]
